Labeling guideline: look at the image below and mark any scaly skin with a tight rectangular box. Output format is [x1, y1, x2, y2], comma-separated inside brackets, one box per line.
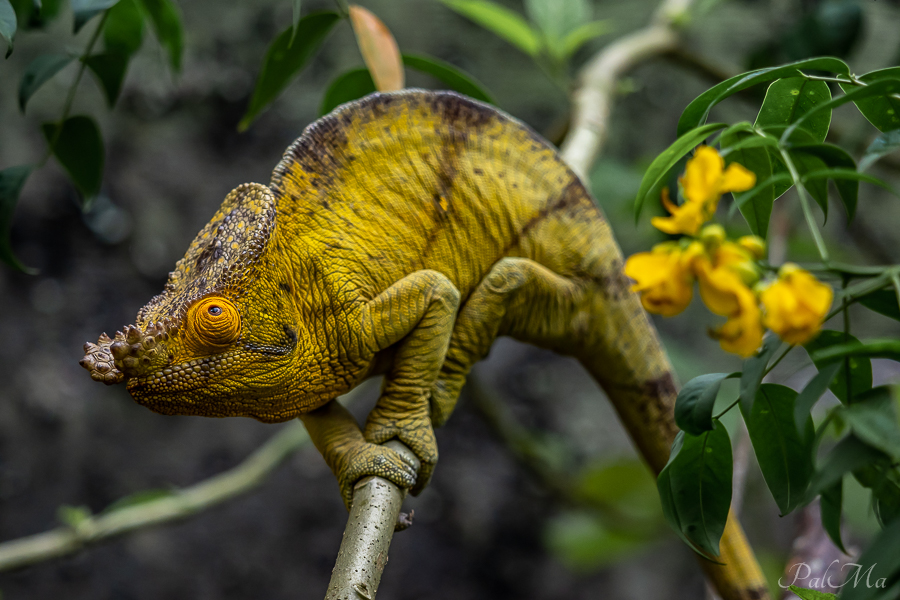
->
[80, 90, 769, 600]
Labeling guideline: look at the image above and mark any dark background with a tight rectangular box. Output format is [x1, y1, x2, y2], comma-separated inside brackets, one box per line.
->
[2, 0, 900, 598]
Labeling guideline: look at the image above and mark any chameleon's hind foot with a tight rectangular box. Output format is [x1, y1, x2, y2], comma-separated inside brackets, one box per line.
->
[338, 441, 418, 509]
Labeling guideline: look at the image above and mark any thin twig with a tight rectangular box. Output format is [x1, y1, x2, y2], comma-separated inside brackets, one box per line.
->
[325, 441, 419, 600]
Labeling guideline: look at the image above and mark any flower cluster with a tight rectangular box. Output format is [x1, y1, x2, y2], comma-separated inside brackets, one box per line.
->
[625, 146, 833, 357]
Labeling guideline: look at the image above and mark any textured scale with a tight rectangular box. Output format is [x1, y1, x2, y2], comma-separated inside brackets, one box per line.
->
[81, 90, 770, 600]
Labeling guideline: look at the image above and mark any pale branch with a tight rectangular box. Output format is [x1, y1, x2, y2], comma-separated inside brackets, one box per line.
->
[0, 417, 312, 571]
[779, 500, 854, 599]
[560, 0, 695, 180]
[325, 440, 420, 600]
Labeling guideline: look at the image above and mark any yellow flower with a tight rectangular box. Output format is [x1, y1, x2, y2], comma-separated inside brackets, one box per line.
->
[682, 146, 757, 206]
[695, 258, 764, 357]
[760, 264, 833, 345]
[651, 188, 710, 236]
[624, 242, 701, 317]
[650, 147, 756, 236]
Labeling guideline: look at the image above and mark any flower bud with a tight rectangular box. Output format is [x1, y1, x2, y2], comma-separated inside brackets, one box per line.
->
[700, 223, 727, 247]
[738, 235, 766, 260]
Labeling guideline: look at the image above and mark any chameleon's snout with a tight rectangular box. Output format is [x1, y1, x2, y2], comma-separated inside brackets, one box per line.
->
[80, 321, 175, 385]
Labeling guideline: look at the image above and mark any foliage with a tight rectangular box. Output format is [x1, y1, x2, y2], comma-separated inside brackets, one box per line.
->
[0, 0, 494, 273]
[629, 56, 900, 596]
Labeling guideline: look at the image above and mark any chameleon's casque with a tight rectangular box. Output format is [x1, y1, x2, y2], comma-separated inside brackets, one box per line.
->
[81, 90, 770, 600]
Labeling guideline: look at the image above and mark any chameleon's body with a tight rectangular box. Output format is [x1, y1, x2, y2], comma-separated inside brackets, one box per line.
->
[81, 90, 768, 600]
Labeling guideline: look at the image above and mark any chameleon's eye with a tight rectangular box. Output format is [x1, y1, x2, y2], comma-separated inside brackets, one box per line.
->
[187, 296, 241, 351]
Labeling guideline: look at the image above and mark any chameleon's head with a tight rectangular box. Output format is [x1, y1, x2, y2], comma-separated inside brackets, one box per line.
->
[80, 183, 300, 421]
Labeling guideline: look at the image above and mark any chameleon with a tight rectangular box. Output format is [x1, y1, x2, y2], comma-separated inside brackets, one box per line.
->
[80, 90, 769, 600]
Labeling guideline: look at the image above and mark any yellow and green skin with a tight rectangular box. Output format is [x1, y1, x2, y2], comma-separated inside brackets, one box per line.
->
[80, 91, 769, 600]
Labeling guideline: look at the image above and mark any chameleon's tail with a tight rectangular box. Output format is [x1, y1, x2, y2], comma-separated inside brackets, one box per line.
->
[563, 213, 770, 600]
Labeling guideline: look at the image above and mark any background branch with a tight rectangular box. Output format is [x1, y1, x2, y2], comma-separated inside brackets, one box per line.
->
[561, 0, 695, 179]
[0, 420, 311, 571]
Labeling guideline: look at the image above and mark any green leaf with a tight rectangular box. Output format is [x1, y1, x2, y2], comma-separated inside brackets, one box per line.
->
[841, 387, 900, 459]
[18, 53, 72, 112]
[57, 504, 92, 528]
[635, 122, 727, 221]
[743, 384, 814, 515]
[755, 77, 832, 143]
[784, 78, 900, 144]
[0, 165, 35, 273]
[524, 0, 587, 41]
[791, 143, 858, 220]
[677, 57, 850, 137]
[239, 12, 340, 131]
[819, 479, 846, 553]
[840, 518, 900, 600]
[402, 53, 494, 104]
[560, 20, 611, 59]
[789, 585, 838, 600]
[544, 511, 654, 570]
[41, 115, 104, 201]
[103, 0, 143, 57]
[319, 67, 376, 116]
[71, 0, 119, 33]
[675, 372, 738, 436]
[731, 172, 794, 218]
[137, 0, 182, 72]
[859, 129, 900, 172]
[722, 130, 774, 236]
[795, 362, 841, 439]
[289, 0, 301, 46]
[805, 330, 873, 404]
[739, 334, 781, 414]
[859, 288, 900, 322]
[841, 67, 900, 133]
[864, 465, 900, 528]
[84, 52, 128, 106]
[524, 0, 589, 58]
[576, 458, 662, 521]
[809, 339, 900, 364]
[801, 168, 900, 202]
[440, 0, 541, 57]
[657, 423, 733, 558]
[1, 0, 17, 56]
[807, 435, 888, 500]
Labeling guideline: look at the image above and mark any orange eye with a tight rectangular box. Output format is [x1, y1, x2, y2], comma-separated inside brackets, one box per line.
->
[187, 296, 241, 351]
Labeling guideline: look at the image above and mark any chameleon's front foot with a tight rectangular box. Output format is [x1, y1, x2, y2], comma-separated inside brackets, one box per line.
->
[299, 401, 418, 510]
[364, 388, 438, 496]
[337, 441, 418, 509]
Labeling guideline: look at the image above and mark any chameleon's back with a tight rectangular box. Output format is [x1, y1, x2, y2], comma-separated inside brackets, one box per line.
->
[269, 90, 600, 300]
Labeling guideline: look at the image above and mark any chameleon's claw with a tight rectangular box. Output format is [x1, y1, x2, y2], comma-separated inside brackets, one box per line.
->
[339, 442, 418, 510]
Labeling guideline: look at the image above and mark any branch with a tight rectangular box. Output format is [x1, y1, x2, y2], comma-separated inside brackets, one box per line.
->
[561, 0, 695, 179]
[325, 441, 419, 600]
[0, 420, 311, 571]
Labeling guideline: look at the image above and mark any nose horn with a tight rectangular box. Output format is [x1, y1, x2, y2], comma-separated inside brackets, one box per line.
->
[80, 334, 125, 385]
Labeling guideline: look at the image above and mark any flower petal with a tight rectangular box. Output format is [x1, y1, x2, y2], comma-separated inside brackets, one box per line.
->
[720, 162, 756, 194]
[682, 146, 724, 205]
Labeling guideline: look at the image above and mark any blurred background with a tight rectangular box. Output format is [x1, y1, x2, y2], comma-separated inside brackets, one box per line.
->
[2, 0, 900, 598]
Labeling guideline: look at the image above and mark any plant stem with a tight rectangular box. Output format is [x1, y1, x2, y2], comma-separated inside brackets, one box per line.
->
[779, 148, 830, 262]
[40, 12, 109, 167]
